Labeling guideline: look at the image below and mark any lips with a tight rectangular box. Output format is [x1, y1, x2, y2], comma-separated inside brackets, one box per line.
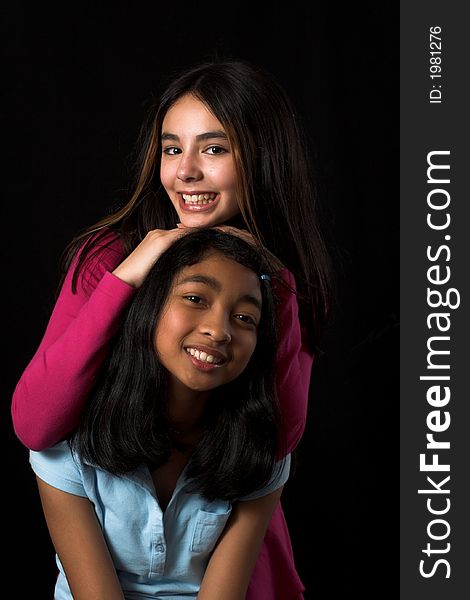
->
[184, 344, 228, 366]
[178, 193, 220, 213]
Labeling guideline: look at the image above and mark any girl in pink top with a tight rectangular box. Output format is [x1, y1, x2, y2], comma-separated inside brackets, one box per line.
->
[12, 59, 331, 599]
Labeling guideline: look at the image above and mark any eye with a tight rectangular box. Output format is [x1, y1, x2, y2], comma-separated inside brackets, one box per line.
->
[162, 146, 181, 156]
[233, 314, 257, 327]
[183, 295, 204, 304]
[205, 145, 228, 155]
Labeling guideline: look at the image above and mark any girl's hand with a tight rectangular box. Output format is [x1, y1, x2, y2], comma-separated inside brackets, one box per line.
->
[213, 225, 285, 272]
[112, 228, 187, 288]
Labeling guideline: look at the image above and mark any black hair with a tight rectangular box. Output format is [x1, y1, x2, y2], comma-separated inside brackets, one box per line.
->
[70, 228, 283, 501]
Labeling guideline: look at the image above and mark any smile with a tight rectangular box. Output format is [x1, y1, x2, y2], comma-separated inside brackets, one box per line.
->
[178, 193, 219, 213]
[182, 193, 217, 205]
[185, 347, 225, 365]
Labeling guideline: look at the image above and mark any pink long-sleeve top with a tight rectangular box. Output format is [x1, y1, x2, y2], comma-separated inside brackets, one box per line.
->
[12, 229, 313, 599]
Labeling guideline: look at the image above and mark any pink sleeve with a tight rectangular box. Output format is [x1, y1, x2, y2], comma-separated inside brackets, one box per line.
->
[11, 233, 137, 450]
[274, 269, 314, 456]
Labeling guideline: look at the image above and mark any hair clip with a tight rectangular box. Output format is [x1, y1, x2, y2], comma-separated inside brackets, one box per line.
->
[260, 274, 271, 281]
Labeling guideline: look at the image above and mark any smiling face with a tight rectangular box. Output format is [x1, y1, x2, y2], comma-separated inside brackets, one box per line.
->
[154, 252, 262, 402]
[160, 94, 240, 228]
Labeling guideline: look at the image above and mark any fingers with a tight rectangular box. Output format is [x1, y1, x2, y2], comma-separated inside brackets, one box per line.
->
[171, 225, 284, 271]
[113, 227, 187, 288]
[175, 223, 255, 245]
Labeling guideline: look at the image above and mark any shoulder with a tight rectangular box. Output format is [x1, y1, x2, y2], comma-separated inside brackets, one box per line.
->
[69, 228, 127, 295]
[83, 228, 126, 266]
[238, 454, 291, 502]
[29, 441, 87, 498]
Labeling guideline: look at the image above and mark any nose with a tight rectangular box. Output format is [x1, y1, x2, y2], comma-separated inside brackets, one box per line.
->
[176, 151, 203, 182]
[199, 311, 232, 344]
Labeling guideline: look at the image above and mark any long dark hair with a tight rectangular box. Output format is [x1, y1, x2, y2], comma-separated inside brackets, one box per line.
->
[60, 58, 332, 350]
[70, 229, 283, 502]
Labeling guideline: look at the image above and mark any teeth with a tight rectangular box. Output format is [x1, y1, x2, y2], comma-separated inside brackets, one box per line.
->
[186, 347, 222, 364]
[182, 193, 217, 205]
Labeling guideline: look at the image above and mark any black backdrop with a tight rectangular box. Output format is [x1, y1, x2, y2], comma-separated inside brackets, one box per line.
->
[3, 3, 398, 599]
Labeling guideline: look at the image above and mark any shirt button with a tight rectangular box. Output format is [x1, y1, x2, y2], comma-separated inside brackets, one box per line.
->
[155, 543, 165, 553]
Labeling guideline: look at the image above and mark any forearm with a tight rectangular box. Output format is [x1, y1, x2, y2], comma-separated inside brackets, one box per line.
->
[12, 228, 185, 450]
[198, 542, 259, 600]
[198, 489, 283, 600]
[12, 271, 135, 449]
[63, 559, 124, 600]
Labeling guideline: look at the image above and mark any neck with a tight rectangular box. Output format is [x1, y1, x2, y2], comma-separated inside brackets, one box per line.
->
[166, 385, 209, 447]
[225, 213, 246, 229]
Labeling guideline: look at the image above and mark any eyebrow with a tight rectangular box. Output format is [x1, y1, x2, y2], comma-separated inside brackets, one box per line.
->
[161, 130, 228, 142]
[177, 275, 262, 311]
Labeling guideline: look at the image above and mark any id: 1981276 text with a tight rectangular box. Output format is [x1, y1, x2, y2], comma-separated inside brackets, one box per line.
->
[429, 26, 442, 104]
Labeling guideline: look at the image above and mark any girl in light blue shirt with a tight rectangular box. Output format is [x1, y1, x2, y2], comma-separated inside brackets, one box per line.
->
[31, 228, 290, 600]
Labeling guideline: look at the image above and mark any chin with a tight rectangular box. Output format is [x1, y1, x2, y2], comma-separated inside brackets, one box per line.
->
[179, 215, 218, 228]
[183, 380, 219, 393]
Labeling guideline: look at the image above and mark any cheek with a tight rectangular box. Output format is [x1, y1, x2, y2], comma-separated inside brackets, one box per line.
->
[210, 158, 236, 187]
[233, 336, 258, 372]
[154, 311, 183, 356]
[223, 165, 238, 191]
[153, 324, 167, 359]
[160, 161, 175, 193]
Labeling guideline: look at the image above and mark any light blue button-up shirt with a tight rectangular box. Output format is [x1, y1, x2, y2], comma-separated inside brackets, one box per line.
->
[30, 442, 290, 599]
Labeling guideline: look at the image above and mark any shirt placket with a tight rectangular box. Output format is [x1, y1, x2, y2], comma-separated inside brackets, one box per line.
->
[149, 500, 167, 577]
[131, 466, 168, 579]
[145, 465, 190, 578]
